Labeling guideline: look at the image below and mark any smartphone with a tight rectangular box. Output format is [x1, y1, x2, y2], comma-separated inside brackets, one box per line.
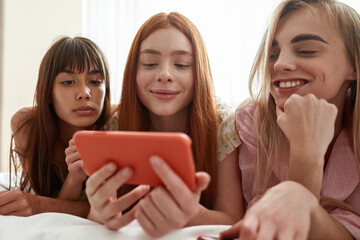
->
[73, 130, 196, 189]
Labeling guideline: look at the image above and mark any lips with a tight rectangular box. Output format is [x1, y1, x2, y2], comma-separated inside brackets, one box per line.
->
[150, 89, 180, 100]
[73, 105, 95, 116]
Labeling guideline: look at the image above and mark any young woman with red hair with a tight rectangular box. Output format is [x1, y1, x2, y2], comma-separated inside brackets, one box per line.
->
[85, 12, 242, 238]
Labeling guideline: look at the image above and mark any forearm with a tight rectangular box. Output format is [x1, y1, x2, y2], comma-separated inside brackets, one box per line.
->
[308, 202, 354, 240]
[57, 176, 84, 200]
[37, 195, 90, 218]
[186, 205, 238, 226]
[288, 149, 324, 199]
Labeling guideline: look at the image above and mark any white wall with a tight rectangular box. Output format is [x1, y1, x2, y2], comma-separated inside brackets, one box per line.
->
[0, 0, 83, 171]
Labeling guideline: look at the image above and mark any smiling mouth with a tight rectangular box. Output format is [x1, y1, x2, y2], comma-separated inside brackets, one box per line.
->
[274, 80, 308, 89]
[150, 90, 180, 95]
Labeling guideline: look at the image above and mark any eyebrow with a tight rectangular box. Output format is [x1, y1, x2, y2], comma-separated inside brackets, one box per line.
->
[272, 34, 329, 46]
[140, 49, 193, 57]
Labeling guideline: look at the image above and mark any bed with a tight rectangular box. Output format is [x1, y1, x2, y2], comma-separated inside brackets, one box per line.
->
[0, 172, 230, 240]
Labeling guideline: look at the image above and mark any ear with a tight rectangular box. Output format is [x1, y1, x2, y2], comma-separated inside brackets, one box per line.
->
[347, 67, 357, 81]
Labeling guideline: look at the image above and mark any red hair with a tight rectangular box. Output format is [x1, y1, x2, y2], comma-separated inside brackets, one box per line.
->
[116, 12, 218, 208]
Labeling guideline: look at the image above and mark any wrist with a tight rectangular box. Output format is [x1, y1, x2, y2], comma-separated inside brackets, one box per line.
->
[65, 173, 85, 186]
[289, 145, 325, 169]
[87, 207, 103, 224]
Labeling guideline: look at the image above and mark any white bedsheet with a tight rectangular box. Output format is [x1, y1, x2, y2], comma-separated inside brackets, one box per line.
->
[0, 172, 230, 239]
[0, 213, 230, 240]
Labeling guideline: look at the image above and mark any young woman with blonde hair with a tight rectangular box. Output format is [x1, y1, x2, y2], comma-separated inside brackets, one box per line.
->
[221, 0, 360, 239]
[1, 36, 111, 217]
[86, 12, 242, 238]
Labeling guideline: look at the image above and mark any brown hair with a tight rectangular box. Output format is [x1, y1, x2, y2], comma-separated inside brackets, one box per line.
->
[10, 36, 111, 196]
[115, 12, 218, 208]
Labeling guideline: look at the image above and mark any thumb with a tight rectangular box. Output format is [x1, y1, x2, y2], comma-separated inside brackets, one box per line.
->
[275, 105, 284, 118]
[194, 172, 210, 195]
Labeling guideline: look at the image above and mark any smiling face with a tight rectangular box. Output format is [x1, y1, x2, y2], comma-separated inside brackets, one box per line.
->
[136, 26, 194, 120]
[269, 6, 356, 110]
[52, 64, 106, 130]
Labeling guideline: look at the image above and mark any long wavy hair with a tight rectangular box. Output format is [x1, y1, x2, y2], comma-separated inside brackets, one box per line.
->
[10, 36, 111, 197]
[115, 12, 218, 208]
[249, 0, 360, 214]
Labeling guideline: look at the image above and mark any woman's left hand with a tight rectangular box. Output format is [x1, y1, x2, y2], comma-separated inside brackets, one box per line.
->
[65, 139, 87, 185]
[134, 156, 210, 238]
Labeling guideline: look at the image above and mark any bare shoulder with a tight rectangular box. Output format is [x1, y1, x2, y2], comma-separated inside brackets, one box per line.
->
[11, 107, 33, 133]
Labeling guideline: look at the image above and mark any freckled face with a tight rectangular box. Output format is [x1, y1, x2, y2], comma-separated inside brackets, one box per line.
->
[269, 7, 355, 110]
[136, 26, 194, 118]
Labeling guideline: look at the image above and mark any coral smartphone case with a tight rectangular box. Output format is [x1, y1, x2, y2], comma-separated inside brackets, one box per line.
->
[73, 130, 196, 189]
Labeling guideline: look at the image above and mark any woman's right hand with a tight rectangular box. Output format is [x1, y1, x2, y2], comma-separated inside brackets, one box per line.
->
[276, 93, 337, 159]
[85, 163, 150, 230]
[275, 94, 338, 197]
[220, 181, 317, 240]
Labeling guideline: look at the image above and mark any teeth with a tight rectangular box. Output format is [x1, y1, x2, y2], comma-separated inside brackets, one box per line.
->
[279, 81, 304, 88]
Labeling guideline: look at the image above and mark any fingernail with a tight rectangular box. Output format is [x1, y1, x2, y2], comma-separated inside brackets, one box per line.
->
[139, 185, 150, 191]
[106, 163, 116, 171]
[121, 167, 133, 178]
[150, 156, 160, 167]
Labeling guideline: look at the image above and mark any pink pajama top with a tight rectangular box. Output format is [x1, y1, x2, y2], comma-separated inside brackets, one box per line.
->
[235, 100, 360, 239]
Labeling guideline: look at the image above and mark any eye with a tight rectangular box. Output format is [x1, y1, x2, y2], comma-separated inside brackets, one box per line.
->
[269, 54, 279, 60]
[142, 63, 158, 67]
[298, 50, 317, 55]
[89, 79, 104, 86]
[175, 63, 191, 68]
[60, 80, 75, 85]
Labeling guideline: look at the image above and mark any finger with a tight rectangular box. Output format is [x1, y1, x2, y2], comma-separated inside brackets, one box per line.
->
[101, 185, 150, 221]
[257, 219, 276, 240]
[135, 204, 164, 238]
[276, 105, 284, 118]
[194, 172, 211, 195]
[241, 214, 259, 239]
[85, 163, 118, 196]
[277, 228, 297, 240]
[68, 160, 84, 172]
[149, 156, 193, 202]
[65, 143, 77, 155]
[0, 199, 22, 215]
[145, 186, 189, 231]
[104, 208, 136, 231]
[69, 138, 75, 146]
[88, 167, 133, 208]
[293, 229, 307, 240]
[219, 220, 243, 239]
[138, 195, 170, 232]
[0, 191, 16, 206]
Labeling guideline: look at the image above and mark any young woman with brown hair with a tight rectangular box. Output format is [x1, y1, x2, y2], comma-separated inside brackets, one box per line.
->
[0, 36, 111, 217]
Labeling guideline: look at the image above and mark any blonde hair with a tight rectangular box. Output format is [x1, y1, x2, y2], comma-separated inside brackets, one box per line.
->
[249, 0, 360, 214]
[115, 12, 218, 208]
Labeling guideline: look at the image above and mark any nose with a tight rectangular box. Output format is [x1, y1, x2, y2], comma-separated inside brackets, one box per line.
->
[76, 84, 91, 100]
[273, 51, 296, 73]
[157, 64, 174, 82]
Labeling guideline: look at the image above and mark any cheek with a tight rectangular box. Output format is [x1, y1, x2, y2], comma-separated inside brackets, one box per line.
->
[136, 71, 152, 88]
[96, 86, 106, 104]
